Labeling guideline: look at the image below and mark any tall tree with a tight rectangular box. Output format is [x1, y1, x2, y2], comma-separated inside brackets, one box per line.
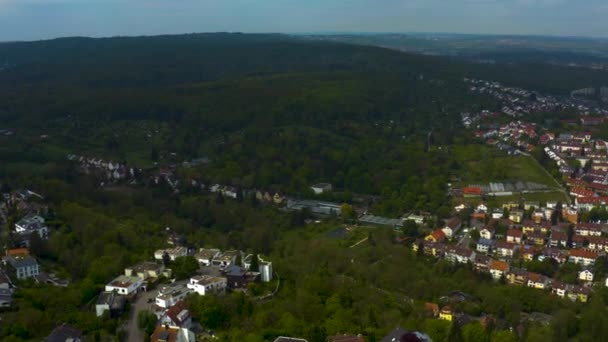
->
[250, 254, 259, 272]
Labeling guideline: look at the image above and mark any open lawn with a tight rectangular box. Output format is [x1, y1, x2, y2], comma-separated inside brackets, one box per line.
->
[453, 145, 561, 188]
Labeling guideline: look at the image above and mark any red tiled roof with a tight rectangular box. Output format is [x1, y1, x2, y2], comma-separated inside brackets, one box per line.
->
[496, 241, 517, 250]
[463, 187, 482, 196]
[431, 229, 446, 241]
[551, 232, 568, 241]
[569, 249, 599, 259]
[165, 300, 189, 326]
[507, 228, 523, 238]
[577, 197, 608, 205]
[489, 259, 509, 272]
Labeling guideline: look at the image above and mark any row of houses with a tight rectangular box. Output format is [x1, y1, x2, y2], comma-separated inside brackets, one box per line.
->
[413, 240, 592, 302]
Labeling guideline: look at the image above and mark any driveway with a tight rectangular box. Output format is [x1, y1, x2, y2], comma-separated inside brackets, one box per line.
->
[126, 288, 158, 342]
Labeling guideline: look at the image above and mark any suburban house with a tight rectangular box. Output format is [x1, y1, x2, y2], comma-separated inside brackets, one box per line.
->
[14, 215, 48, 239]
[495, 241, 518, 258]
[0, 272, 10, 289]
[551, 281, 567, 298]
[414, 240, 446, 257]
[380, 328, 431, 342]
[160, 300, 192, 329]
[154, 246, 188, 261]
[476, 239, 494, 254]
[149, 325, 195, 342]
[522, 220, 537, 234]
[508, 210, 524, 224]
[527, 272, 549, 289]
[507, 268, 529, 286]
[567, 286, 591, 303]
[3, 251, 39, 280]
[576, 223, 603, 237]
[520, 245, 536, 261]
[193, 248, 221, 266]
[223, 265, 259, 289]
[473, 254, 491, 273]
[439, 306, 454, 321]
[44, 323, 83, 342]
[212, 250, 241, 270]
[186, 275, 227, 296]
[569, 249, 599, 267]
[445, 247, 475, 264]
[540, 247, 569, 264]
[526, 231, 545, 246]
[156, 284, 191, 309]
[310, 183, 332, 194]
[328, 335, 365, 342]
[480, 226, 495, 240]
[424, 302, 439, 317]
[506, 229, 523, 244]
[476, 202, 488, 212]
[491, 209, 504, 219]
[104, 275, 143, 296]
[274, 337, 309, 342]
[550, 232, 568, 248]
[442, 217, 462, 238]
[425, 229, 446, 243]
[124, 262, 170, 281]
[579, 269, 594, 282]
[587, 236, 608, 252]
[0, 288, 12, 308]
[489, 259, 509, 280]
[95, 291, 126, 317]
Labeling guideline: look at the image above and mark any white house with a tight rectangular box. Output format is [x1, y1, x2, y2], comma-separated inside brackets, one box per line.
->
[160, 301, 192, 329]
[489, 260, 509, 280]
[156, 284, 191, 309]
[476, 203, 488, 212]
[194, 248, 221, 266]
[154, 246, 188, 261]
[310, 183, 332, 194]
[186, 275, 227, 296]
[14, 215, 48, 241]
[479, 227, 495, 240]
[4, 255, 39, 280]
[579, 269, 594, 282]
[105, 275, 143, 296]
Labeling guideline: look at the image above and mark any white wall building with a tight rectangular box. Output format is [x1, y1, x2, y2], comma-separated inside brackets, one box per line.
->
[186, 275, 227, 296]
[104, 275, 143, 296]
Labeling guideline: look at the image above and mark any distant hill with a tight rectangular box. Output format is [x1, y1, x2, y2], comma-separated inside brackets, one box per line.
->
[308, 33, 608, 64]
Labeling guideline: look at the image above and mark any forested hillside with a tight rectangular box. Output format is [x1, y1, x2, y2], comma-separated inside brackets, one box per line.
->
[2, 34, 608, 341]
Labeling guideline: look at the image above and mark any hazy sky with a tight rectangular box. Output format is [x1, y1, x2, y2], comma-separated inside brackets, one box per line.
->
[0, 0, 607, 41]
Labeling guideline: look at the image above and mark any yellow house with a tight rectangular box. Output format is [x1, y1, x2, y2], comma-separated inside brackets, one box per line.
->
[522, 224, 536, 235]
[439, 306, 453, 321]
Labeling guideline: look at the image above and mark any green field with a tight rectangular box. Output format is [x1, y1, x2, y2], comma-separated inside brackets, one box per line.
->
[452, 145, 561, 187]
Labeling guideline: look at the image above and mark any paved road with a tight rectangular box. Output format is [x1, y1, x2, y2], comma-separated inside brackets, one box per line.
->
[126, 288, 159, 342]
[126, 279, 192, 342]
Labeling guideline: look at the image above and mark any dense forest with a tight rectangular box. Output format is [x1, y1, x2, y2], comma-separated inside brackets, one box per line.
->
[1, 33, 608, 341]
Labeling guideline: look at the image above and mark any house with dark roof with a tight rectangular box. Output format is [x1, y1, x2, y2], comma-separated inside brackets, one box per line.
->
[381, 327, 431, 342]
[224, 265, 247, 289]
[328, 335, 365, 342]
[43, 323, 83, 342]
[95, 291, 126, 317]
[273, 337, 309, 342]
[3, 254, 39, 280]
